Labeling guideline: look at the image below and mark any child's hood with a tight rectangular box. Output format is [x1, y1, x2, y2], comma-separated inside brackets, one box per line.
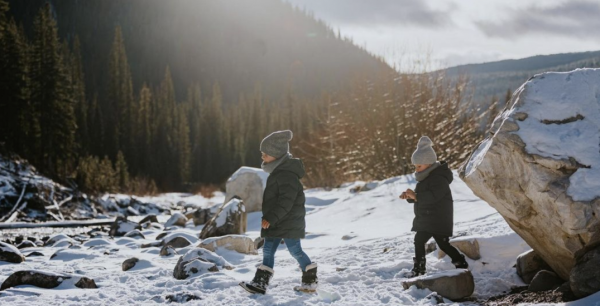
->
[274, 158, 306, 179]
[431, 161, 453, 184]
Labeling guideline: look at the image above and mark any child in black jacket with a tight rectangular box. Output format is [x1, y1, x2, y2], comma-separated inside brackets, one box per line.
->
[400, 136, 469, 277]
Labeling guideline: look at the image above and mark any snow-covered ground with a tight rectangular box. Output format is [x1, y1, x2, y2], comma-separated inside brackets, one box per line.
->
[1, 171, 599, 305]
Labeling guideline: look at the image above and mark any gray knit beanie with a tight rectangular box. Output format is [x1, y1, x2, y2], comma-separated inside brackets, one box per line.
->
[260, 130, 293, 158]
[411, 136, 437, 164]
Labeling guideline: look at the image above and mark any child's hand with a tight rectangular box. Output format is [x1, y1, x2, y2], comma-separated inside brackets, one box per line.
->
[399, 192, 408, 200]
[261, 219, 270, 229]
[406, 189, 416, 200]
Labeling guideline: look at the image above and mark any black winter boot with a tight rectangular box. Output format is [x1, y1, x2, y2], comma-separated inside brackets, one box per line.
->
[410, 256, 426, 277]
[452, 254, 469, 269]
[294, 263, 318, 292]
[239, 265, 274, 294]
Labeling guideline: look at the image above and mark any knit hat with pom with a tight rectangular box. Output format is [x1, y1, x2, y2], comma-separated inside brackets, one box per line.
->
[260, 130, 293, 158]
[411, 136, 437, 164]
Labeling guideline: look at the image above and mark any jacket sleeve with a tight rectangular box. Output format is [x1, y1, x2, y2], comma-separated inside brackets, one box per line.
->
[415, 175, 450, 208]
[407, 199, 415, 204]
[263, 174, 298, 227]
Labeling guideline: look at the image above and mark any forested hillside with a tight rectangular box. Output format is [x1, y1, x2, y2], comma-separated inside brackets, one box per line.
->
[446, 51, 600, 103]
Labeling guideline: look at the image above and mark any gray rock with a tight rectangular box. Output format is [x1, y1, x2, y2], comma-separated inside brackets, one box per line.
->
[254, 237, 265, 250]
[517, 249, 553, 284]
[165, 292, 201, 303]
[163, 236, 192, 248]
[437, 238, 480, 260]
[156, 232, 168, 240]
[0, 271, 97, 290]
[0, 242, 25, 263]
[109, 216, 140, 237]
[122, 257, 139, 271]
[25, 251, 45, 257]
[402, 269, 474, 301]
[198, 235, 257, 254]
[199, 198, 247, 239]
[138, 214, 158, 224]
[570, 245, 600, 298]
[173, 256, 218, 280]
[192, 208, 212, 226]
[160, 245, 178, 257]
[529, 270, 563, 292]
[165, 213, 188, 227]
[124, 230, 145, 239]
[17, 240, 36, 249]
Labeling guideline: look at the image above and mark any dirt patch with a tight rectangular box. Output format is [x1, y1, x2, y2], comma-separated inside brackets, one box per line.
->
[480, 286, 578, 305]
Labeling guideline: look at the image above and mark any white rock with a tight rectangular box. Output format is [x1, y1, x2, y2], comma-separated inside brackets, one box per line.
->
[225, 167, 268, 213]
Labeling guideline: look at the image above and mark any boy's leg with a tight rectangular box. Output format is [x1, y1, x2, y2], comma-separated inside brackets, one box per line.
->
[283, 238, 312, 271]
[262, 237, 282, 269]
[414, 231, 433, 259]
[432, 234, 467, 266]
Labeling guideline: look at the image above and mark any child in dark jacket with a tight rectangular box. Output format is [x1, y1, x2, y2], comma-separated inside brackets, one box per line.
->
[400, 136, 468, 277]
[239, 130, 317, 294]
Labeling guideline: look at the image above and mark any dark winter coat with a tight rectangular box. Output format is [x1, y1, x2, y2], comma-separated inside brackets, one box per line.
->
[408, 161, 454, 237]
[261, 158, 306, 239]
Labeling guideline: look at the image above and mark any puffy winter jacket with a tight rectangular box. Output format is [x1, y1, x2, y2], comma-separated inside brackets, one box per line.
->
[408, 161, 454, 237]
[261, 158, 306, 239]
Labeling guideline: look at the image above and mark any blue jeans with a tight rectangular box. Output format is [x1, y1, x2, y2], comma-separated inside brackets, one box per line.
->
[262, 237, 312, 271]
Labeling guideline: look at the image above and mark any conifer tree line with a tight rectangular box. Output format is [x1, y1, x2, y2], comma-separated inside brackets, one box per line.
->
[0, 1, 503, 193]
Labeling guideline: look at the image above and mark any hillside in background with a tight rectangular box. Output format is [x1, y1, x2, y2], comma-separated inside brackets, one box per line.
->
[7, 0, 392, 103]
[446, 51, 600, 103]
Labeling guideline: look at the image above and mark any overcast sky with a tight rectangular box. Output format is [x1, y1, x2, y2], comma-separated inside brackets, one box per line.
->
[285, 0, 600, 70]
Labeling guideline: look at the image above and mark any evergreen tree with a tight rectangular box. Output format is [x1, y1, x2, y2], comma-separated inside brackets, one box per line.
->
[107, 25, 134, 160]
[187, 83, 202, 182]
[88, 94, 105, 157]
[69, 36, 89, 153]
[200, 83, 224, 182]
[115, 150, 130, 191]
[0, 18, 33, 156]
[30, 3, 76, 176]
[136, 84, 152, 174]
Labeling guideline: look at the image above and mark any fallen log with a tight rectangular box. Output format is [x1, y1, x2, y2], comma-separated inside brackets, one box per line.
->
[0, 219, 115, 229]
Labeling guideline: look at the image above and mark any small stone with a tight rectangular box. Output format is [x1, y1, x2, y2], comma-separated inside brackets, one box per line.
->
[122, 257, 139, 271]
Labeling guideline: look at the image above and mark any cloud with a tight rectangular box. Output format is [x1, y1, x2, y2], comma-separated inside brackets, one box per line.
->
[475, 0, 600, 39]
[285, 0, 455, 28]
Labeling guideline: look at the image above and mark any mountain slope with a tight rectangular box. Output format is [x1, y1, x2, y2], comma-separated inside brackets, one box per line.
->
[7, 0, 393, 103]
[445, 51, 600, 102]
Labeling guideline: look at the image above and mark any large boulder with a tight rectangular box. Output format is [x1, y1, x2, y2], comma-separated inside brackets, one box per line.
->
[173, 248, 233, 279]
[199, 198, 247, 239]
[401, 269, 474, 300]
[517, 249, 553, 284]
[0, 242, 25, 263]
[459, 69, 600, 280]
[198, 235, 257, 254]
[224, 167, 268, 213]
[1, 270, 97, 290]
